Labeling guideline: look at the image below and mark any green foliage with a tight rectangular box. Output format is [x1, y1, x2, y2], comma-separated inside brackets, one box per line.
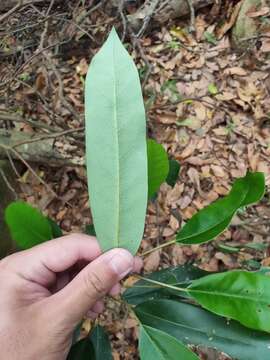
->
[166, 159, 180, 187]
[188, 270, 270, 332]
[85, 27, 147, 255]
[68, 325, 112, 359]
[139, 325, 199, 360]
[48, 218, 63, 238]
[204, 31, 218, 45]
[123, 264, 207, 305]
[147, 139, 169, 198]
[90, 325, 113, 360]
[176, 172, 265, 245]
[67, 338, 94, 359]
[85, 224, 96, 236]
[135, 299, 270, 360]
[208, 83, 218, 95]
[5, 201, 53, 249]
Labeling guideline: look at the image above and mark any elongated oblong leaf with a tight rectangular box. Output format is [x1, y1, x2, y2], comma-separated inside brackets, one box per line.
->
[5, 201, 53, 249]
[147, 139, 169, 198]
[139, 325, 199, 360]
[68, 325, 112, 360]
[135, 299, 270, 360]
[123, 264, 207, 305]
[188, 270, 270, 332]
[176, 172, 265, 245]
[85, 28, 147, 254]
[90, 325, 113, 360]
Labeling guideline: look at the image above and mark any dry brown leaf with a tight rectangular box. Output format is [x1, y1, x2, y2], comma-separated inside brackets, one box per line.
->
[216, 1, 242, 39]
[180, 140, 198, 159]
[168, 214, 179, 231]
[216, 92, 236, 101]
[261, 39, 270, 53]
[144, 251, 160, 272]
[156, 112, 177, 124]
[224, 67, 247, 76]
[171, 245, 186, 265]
[247, 6, 270, 18]
[211, 164, 226, 177]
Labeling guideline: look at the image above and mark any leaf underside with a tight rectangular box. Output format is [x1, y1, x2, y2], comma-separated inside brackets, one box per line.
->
[85, 28, 148, 255]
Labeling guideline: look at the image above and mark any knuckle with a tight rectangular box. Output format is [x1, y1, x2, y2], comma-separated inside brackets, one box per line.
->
[0, 253, 16, 270]
[84, 271, 108, 297]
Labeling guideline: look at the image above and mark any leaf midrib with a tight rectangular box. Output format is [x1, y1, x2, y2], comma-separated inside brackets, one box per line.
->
[136, 309, 253, 347]
[143, 326, 166, 359]
[189, 288, 270, 305]
[112, 36, 120, 248]
[178, 185, 249, 241]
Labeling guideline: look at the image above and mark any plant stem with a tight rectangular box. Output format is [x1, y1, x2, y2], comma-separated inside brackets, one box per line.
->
[134, 274, 188, 293]
[140, 239, 177, 257]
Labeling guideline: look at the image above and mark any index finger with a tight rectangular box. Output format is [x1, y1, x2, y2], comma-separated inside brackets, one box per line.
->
[5, 234, 101, 286]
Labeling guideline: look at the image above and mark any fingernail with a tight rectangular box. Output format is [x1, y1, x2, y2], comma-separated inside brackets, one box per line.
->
[108, 250, 133, 278]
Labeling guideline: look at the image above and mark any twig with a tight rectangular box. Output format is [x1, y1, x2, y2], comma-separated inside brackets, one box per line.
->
[12, 127, 84, 148]
[135, 0, 161, 38]
[5, 149, 21, 178]
[118, 0, 127, 42]
[0, 143, 58, 199]
[132, 35, 152, 89]
[0, 167, 18, 199]
[0, 2, 21, 23]
[186, 0, 195, 33]
[0, 40, 69, 88]
[0, 112, 60, 133]
[140, 239, 177, 257]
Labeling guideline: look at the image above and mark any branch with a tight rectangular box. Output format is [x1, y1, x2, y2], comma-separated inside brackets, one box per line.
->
[0, 130, 84, 166]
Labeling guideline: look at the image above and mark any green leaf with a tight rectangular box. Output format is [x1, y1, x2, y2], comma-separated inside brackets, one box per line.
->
[188, 270, 270, 333]
[85, 27, 147, 255]
[166, 159, 180, 187]
[176, 172, 265, 245]
[48, 218, 63, 238]
[139, 325, 198, 360]
[147, 139, 169, 198]
[67, 338, 95, 359]
[5, 201, 53, 249]
[135, 299, 270, 360]
[204, 31, 217, 45]
[123, 264, 207, 305]
[208, 83, 218, 95]
[90, 325, 113, 360]
[68, 325, 112, 359]
[85, 224, 96, 236]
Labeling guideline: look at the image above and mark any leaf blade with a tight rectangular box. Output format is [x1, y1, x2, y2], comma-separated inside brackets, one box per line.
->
[5, 201, 53, 249]
[188, 270, 270, 332]
[90, 325, 113, 360]
[135, 299, 270, 360]
[85, 28, 147, 254]
[176, 172, 265, 245]
[147, 139, 169, 198]
[123, 264, 207, 305]
[139, 325, 198, 360]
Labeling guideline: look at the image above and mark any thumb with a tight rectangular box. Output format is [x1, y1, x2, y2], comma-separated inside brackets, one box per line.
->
[47, 248, 134, 326]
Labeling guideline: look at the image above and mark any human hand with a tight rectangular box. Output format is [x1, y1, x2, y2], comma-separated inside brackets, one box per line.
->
[0, 234, 141, 360]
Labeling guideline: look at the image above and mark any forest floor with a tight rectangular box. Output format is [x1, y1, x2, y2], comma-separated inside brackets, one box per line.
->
[0, 0, 270, 359]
